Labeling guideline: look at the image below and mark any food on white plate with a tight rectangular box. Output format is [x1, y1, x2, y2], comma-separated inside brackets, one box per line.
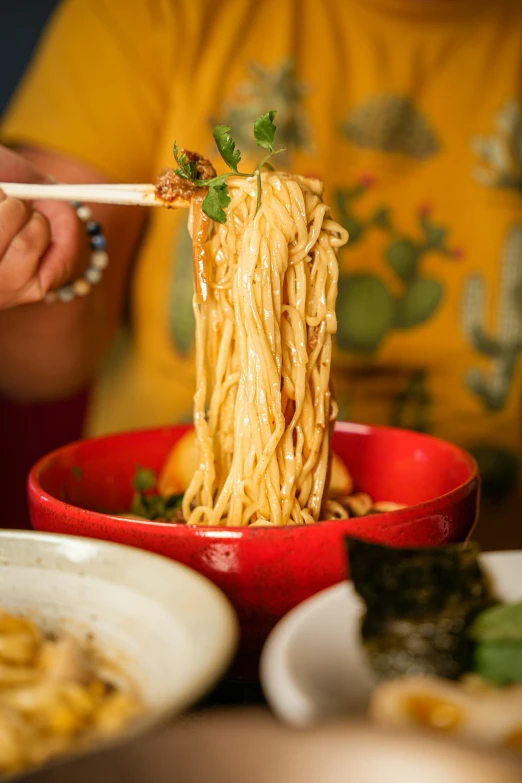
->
[346, 537, 522, 752]
[346, 539, 495, 681]
[0, 610, 141, 776]
[370, 675, 522, 752]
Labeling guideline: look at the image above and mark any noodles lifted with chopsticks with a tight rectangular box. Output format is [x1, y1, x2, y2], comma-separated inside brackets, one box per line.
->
[182, 171, 348, 527]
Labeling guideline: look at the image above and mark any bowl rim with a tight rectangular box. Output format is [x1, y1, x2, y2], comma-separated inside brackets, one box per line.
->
[0, 528, 239, 766]
[27, 421, 480, 535]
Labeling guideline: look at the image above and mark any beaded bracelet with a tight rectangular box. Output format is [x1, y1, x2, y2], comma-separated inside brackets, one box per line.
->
[44, 201, 108, 304]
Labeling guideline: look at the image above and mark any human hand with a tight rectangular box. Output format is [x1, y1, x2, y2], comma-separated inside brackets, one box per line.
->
[0, 145, 80, 309]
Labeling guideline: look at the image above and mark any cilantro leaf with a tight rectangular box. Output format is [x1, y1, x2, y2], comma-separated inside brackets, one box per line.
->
[172, 111, 281, 223]
[130, 491, 150, 518]
[132, 465, 157, 492]
[254, 111, 277, 153]
[173, 142, 197, 180]
[212, 125, 241, 172]
[202, 180, 231, 223]
[130, 488, 184, 522]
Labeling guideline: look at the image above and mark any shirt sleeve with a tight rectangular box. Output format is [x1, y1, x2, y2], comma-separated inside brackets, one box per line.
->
[0, 0, 176, 182]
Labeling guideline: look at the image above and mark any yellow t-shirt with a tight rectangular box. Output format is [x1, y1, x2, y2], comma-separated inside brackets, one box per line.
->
[3, 0, 522, 544]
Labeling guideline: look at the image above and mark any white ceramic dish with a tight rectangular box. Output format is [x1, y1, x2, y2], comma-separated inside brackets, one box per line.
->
[0, 530, 238, 775]
[260, 551, 522, 727]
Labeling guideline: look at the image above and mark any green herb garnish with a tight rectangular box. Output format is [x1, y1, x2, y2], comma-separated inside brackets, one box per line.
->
[172, 143, 198, 181]
[172, 111, 285, 223]
[201, 180, 231, 224]
[130, 466, 184, 522]
[212, 125, 241, 172]
[254, 109, 277, 152]
[473, 642, 522, 687]
[470, 602, 522, 643]
[469, 601, 522, 685]
[132, 465, 157, 493]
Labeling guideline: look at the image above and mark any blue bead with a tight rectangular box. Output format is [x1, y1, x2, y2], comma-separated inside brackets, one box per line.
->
[90, 235, 106, 250]
[70, 201, 82, 209]
[86, 220, 101, 236]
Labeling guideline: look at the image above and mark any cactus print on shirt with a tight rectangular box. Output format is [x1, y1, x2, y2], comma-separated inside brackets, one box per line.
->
[456, 99, 522, 506]
[340, 94, 440, 161]
[462, 226, 522, 413]
[334, 182, 456, 354]
[464, 99, 522, 415]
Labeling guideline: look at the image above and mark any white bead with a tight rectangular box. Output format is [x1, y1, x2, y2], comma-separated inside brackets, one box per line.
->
[76, 205, 92, 222]
[91, 250, 109, 269]
[73, 278, 91, 296]
[85, 266, 102, 284]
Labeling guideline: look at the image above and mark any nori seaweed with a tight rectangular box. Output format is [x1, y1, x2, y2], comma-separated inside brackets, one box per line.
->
[345, 538, 497, 681]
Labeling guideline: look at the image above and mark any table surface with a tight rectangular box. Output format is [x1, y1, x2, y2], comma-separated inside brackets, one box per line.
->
[24, 705, 522, 783]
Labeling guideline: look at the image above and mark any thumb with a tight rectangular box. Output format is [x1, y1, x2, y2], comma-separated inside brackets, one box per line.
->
[0, 144, 48, 184]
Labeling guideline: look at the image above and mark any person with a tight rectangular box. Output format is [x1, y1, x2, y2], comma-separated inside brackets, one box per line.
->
[1, 0, 521, 547]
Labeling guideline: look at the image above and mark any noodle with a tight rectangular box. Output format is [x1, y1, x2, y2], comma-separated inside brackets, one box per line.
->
[181, 171, 348, 527]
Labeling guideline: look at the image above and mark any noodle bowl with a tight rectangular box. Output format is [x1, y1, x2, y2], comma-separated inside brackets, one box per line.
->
[182, 172, 348, 527]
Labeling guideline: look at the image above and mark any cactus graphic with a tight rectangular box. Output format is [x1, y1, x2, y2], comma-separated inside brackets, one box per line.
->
[217, 60, 311, 161]
[335, 184, 454, 353]
[341, 94, 440, 161]
[462, 225, 522, 410]
[471, 99, 522, 192]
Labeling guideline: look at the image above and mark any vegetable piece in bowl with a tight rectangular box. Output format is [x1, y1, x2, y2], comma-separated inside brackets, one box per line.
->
[126, 438, 404, 524]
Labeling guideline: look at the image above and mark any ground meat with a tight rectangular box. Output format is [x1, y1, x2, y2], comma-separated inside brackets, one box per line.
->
[155, 169, 198, 202]
[308, 325, 320, 352]
[155, 150, 217, 203]
[184, 150, 217, 181]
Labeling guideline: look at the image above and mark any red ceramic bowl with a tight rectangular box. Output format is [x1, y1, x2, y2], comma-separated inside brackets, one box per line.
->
[28, 422, 479, 660]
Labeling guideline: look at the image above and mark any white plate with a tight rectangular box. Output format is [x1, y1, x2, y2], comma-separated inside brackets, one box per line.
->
[260, 551, 522, 727]
[0, 530, 238, 775]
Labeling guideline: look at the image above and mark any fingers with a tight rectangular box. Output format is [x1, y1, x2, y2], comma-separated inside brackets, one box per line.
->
[0, 144, 48, 184]
[0, 191, 55, 307]
[0, 147, 83, 308]
[0, 191, 32, 256]
[2, 211, 51, 278]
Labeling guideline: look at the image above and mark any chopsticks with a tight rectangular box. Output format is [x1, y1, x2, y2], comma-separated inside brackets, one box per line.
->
[0, 182, 192, 208]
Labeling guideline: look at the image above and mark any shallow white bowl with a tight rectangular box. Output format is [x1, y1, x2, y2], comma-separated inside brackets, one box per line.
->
[260, 551, 522, 727]
[0, 530, 238, 773]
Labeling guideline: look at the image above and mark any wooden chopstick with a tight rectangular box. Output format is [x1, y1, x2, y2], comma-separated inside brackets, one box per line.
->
[0, 182, 191, 208]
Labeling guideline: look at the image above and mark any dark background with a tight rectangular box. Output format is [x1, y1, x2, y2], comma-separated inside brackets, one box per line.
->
[0, 1, 59, 113]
